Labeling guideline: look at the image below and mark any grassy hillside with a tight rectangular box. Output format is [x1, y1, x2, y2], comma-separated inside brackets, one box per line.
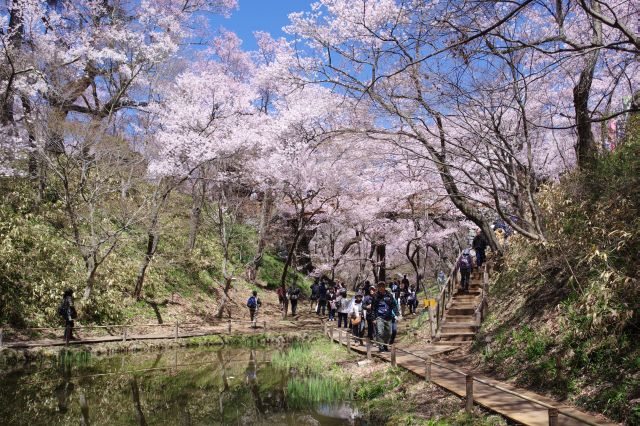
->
[0, 181, 310, 328]
[473, 122, 640, 424]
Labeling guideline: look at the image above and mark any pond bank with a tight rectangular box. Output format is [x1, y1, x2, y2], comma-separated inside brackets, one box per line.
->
[0, 330, 317, 367]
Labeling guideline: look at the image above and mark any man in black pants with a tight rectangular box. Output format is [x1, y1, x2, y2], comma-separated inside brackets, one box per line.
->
[472, 228, 488, 270]
[457, 249, 473, 294]
[317, 279, 327, 316]
[287, 283, 301, 316]
[362, 286, 376, 339]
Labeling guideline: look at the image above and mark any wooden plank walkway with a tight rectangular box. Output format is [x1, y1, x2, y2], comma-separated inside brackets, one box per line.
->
[328, 331, 618, 426]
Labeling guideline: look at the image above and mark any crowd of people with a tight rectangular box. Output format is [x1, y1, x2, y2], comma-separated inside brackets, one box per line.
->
[263, 275, 421, 352]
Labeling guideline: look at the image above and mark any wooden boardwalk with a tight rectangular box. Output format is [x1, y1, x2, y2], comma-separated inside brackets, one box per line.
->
[328, 330, 617, 426]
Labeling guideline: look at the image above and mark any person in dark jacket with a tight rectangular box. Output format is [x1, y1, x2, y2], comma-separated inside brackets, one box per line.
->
[372, 282, 399, 351]
[317, 280, 328, 316]
[472, 229, 488, 269]
[59, 289, 77, 345]
[287, 284, 301, 316]
[362, 286, 376, 339]
[457, 249, 473, 293]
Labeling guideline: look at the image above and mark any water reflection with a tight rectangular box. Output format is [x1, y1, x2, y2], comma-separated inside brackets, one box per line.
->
[0, 346, 363, 426]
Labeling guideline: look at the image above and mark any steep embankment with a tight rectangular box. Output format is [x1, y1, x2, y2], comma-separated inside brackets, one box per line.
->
[0, 182, 309, 328]
[472, 125, 640, 424]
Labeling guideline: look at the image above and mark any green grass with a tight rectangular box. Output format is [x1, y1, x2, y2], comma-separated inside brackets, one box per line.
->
[271, 340, 353, 375]
[286, 376, 351, 409]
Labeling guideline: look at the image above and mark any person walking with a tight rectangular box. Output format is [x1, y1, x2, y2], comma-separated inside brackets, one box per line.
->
[350, 292, 364, 345]
[58, 289, 77, 345]
[401, 275, 410, 292]
[390, 280, 400, 301]
[362, 286, 376, 339]
[310, 279, 320, 312]
[337, 289, 350, 328]
[327, 287, 337, 321]
[287, 283, 301, 317]
[277, 284, 288, 316]
[437, 270, 446, 290]
[372, 282, 399, 352]
[246, 290, 262, 325]
[407, 285, 418, 315]
[317, 280, 327, 316]
[472, 228, 488, 270]
[457, 249, 473, 294]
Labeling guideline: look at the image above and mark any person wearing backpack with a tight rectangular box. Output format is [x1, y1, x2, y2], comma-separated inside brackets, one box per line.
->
[58, 289, 77, 345]
[390, 280, 400, 301]
[362, 286, 376, 339]
[372, 282, 399, 352]
[457, 249, 473, 294]
[287, 283, 301, 316]
[337, 289, 350, 328]
[316, 279, 327, 316]
[276, 284, 288, 315]
[472, 228, 488, 270]
[246, 290, 262, 324]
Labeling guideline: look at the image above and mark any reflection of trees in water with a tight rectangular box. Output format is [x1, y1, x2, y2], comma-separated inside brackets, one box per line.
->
[130, 376, 147, 426]
[9, 348, 355, 425]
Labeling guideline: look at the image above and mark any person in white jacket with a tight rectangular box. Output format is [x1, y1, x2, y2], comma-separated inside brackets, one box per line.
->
[350, 292, 364, 345]
[337, 289, 351, 328]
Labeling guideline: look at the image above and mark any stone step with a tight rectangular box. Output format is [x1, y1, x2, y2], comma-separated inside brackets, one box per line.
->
[444, 315, 476, 323]
[449, 303, 477, 309]
[439, 332, 476, 342]
[433, 340, 470, 346]
[452, 296, 479, 302]
[441, 324, 477, 334]
[448, 307, 475, 316]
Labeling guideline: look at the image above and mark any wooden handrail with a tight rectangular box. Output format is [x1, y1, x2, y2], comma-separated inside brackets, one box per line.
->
[435, 250, 461, 335]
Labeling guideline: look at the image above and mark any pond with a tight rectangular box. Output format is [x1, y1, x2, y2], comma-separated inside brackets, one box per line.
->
[0, 346, 364, 425]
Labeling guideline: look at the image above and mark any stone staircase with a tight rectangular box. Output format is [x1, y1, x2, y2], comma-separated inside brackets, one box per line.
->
[436, 269, 487, 346]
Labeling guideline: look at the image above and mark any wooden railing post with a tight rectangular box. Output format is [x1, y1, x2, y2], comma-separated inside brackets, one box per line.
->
[329, 325, 334, 341]
[346, 332, 351, 352]
[425, 356, 432, 381]
[391, 345, 397, 367]
[122, 326, 127, 342]
[465, 374, 474, 412]
[263, 321, 267, 331]
[548, 408, 559, 426]
[323, 321, 327, 336]
[338, 329, 343, 346]
[366, 337, 372, 359]
[174, 321, 179, 340]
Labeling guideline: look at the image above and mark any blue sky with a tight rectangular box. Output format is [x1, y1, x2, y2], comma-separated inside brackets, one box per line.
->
[208, 0, 313, 50]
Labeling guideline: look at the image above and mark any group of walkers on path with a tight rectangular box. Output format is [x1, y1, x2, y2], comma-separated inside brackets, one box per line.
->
[267, 275, 421, 352]
[457, 228, 489, 294]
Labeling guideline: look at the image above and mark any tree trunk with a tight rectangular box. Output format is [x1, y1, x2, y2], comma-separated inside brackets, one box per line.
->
[574, 1, 603, 169]
[134, 186, 171, 300]
[83, 256, 98, 300]
[376, 244, 386, 282]
[280, 221, 304, 288]
[186, 178, 206, 252]
[247, 189, 273, 281]
[134, 232, 158, 300]
[214, 276, 233, 319]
